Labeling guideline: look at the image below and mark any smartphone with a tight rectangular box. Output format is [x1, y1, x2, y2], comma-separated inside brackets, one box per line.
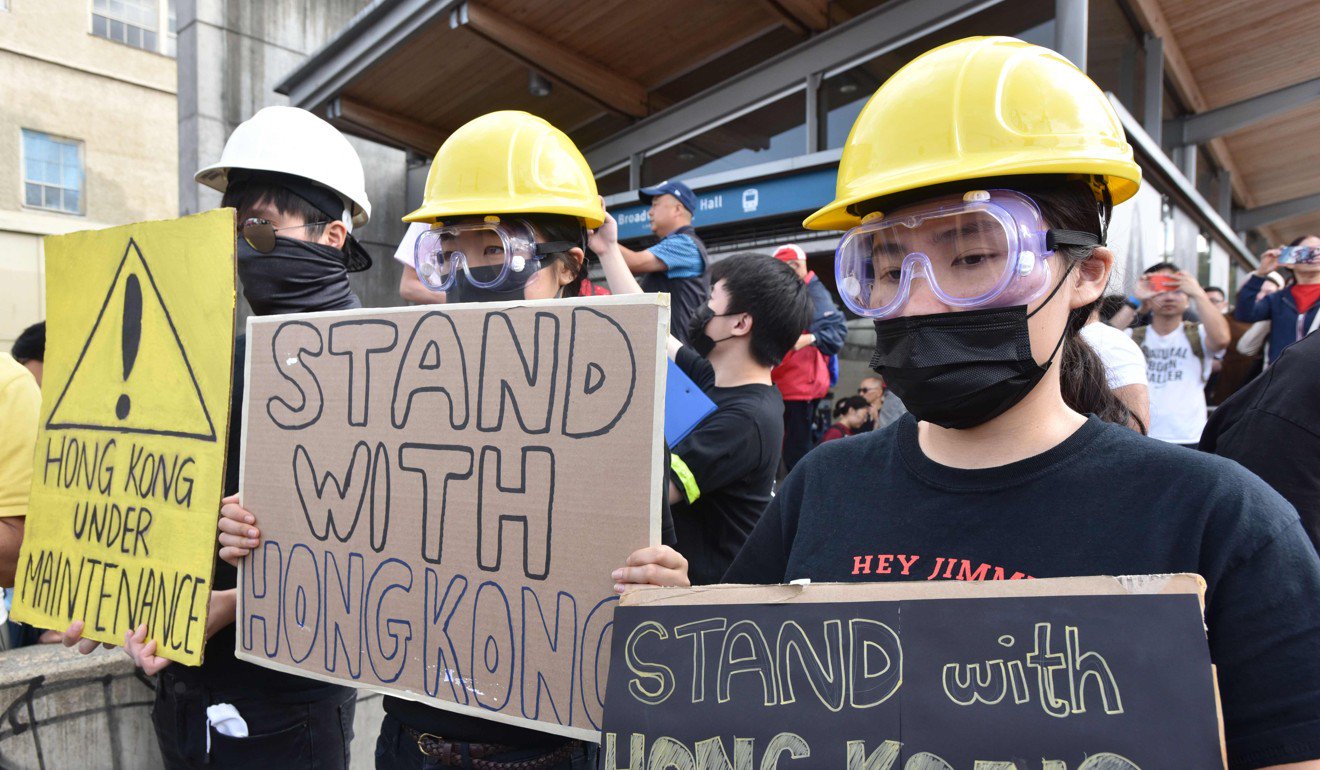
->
[1147, 274, 1179, 293]
[1279, 245, 1319, 265]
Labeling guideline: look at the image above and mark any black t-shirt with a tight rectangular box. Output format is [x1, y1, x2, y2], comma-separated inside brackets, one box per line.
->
[725, 415, 1320, 768]
[670, 346, 783, 585]
[1201, 330, 1320, 552]
[164, 335, 348, 700]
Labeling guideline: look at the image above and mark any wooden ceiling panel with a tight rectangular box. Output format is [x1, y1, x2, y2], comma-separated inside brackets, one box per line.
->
[1160, 0, 1320, 108]
[1222, 100, 1320, 207]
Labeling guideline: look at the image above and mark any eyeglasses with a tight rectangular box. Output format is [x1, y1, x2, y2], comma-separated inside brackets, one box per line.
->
[240, 217, 329, 253]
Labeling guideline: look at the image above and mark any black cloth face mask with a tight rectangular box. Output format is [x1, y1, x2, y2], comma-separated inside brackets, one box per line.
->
[446, 265, 535, 304]
[868, 262, 1077, 430]
[687, 305, 736, 358]
[237, 236, 361, 316]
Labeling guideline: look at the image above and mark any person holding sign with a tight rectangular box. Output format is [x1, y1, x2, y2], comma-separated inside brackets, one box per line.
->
[81, 106, 374, 769]
[219, 110, 633, 769]
[617, 37, 1320, 769]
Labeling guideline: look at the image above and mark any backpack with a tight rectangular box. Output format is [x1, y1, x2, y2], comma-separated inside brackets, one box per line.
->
[1132, 321, 1206, 381]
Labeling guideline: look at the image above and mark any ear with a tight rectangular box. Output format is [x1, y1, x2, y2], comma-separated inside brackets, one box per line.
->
[552, 247, 585, 290]
[321, 220, 349, 250]
[1069, 246, 1113, 310]
[729, 309, 754, 338]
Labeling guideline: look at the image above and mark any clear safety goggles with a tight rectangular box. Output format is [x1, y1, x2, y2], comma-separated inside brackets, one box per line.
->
[413, 217, 576, 292]
[834, 190, 1098, 319]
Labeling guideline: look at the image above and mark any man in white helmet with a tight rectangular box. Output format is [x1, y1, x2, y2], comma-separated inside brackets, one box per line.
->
[68, 106, 372, 769]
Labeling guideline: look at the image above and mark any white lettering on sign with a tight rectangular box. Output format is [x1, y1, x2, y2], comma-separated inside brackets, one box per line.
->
[699, 196, 723, 212]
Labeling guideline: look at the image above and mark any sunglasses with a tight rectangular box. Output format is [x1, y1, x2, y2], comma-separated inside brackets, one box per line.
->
[240, 217, 329, 253]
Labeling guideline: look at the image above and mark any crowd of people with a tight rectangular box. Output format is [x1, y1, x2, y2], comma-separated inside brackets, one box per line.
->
[1, 35, 1319, 770]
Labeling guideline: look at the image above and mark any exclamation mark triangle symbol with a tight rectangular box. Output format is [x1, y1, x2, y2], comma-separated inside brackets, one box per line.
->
[47, 238, 218, 441]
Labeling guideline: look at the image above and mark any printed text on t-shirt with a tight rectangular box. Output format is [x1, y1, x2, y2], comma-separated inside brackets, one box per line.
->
[851, 553, 1033, 581]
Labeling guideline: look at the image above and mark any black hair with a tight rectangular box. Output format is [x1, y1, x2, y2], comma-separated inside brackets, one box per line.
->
[221, 174, 329, 239]
[519, 213, 589, 298]
[1098, 294, 1127, 323]
[1288, 234, 1318, 247]
[1143, 262, 1179, 275]
[12, 321, 45, 363]
[1026, 181, 1146, 434]
[834, 395, 870, 419]
[710, 253, 811, 368]
[1204, 286, 1225, 298]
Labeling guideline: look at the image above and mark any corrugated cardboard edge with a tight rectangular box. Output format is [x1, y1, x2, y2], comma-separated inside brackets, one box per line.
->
[233, 292, 670, 743]
[620, 574, 1208, 607]
[621, 574, 1225, 769]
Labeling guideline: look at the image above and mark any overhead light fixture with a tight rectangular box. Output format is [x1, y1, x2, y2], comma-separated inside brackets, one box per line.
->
[677, 145, 696, 162]
[529, 70, 552, 97]
[837, 77, 858, 95]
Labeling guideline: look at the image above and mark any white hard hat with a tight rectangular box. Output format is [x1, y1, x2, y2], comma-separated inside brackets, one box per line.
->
[196, 106, 372, 227]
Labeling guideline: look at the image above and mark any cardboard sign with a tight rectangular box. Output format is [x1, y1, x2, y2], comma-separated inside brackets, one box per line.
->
[236, 294, 667, 741]
[12, 210, 237, 665]
[604, 576, 1225, 770]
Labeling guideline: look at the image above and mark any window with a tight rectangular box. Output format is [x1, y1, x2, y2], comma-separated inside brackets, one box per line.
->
[92, 0, 177, 57]
[23, 130, 84, 214]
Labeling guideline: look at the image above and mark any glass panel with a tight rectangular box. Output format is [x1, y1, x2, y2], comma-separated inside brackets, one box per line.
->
[642, 90, 806, 186]
[25, 183, 41, 207]
[92, 13, 108, 37]
[65, 189, 81, 213]
[595, 167, 629, 197]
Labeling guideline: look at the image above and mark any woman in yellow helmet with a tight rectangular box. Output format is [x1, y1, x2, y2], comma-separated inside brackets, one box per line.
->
[217, 110, 633, 769]
[617, 37, 1320, 768]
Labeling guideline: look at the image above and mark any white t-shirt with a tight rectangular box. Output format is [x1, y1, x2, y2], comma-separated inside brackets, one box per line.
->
[1130, 324, 1214, 444]
[1080, 322, 1148, 389]
[393, 221, 430, 269]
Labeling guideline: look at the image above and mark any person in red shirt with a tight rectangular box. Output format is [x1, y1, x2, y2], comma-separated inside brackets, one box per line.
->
[1235, 234, 1320, 363]
[819, 395, 871, 444]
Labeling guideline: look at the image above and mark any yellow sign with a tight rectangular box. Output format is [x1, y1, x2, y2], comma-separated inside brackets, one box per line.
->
[11, 210, 236, 665]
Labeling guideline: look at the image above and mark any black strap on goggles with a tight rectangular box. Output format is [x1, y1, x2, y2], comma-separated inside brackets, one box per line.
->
[1046, 229, 1103, 250]
[534, 240, 579, 256]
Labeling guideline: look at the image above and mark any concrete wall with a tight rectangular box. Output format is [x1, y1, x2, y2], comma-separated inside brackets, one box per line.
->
[0, 644, 387, 769]
[0, 0, 179, 349]
[176, 0, 414, 323]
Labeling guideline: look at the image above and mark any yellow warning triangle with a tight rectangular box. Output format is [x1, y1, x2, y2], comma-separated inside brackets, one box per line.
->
[46, 238, 217, 441]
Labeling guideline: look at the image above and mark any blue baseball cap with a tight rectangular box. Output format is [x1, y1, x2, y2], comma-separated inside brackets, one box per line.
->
[638, 180, 697, 215]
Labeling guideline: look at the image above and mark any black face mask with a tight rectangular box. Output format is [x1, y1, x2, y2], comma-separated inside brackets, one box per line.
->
[237, 236, 361, 316]
[687, 305, 735, 358]
[868, 264, 1075, 430]
[446, 265, 546, 304]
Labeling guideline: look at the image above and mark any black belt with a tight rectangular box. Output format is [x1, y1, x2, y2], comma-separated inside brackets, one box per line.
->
[401, 725, 581, 769]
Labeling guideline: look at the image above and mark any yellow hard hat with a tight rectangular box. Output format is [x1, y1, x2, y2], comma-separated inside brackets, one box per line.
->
[404, 111, 604, 228]
[805, 36, 1141, 231]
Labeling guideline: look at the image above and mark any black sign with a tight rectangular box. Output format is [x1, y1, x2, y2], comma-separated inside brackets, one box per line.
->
[602, 593, 1221, 769]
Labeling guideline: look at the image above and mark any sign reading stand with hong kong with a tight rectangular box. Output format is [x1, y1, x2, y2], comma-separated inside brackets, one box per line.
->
[236, 293, 668, 741]
[603, 576, 1226, 769]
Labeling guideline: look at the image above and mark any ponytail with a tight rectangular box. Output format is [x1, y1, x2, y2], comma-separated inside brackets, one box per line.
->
[1059, 300, 1145, 433]
[1024, 179, 1145, 433]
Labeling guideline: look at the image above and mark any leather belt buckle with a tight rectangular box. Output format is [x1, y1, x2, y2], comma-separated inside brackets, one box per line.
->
[416, 732, 457, 762]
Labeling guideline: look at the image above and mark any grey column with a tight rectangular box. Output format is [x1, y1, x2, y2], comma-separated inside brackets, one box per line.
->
[1142, 34, 1163, 144]
[1054, 0, 1088, 72]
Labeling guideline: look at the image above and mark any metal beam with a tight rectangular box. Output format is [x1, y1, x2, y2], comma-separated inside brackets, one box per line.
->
[582, 0, 1005, 171]
[277, 0, 459, 109]
[1142, 34, 1163, 144]
[757, 0, 830, 34]
[1216, 170, 1232, 222]
[804, 72, 822, 153]
[1054, 0, 1088, 72]
[1165, 77, 1320, 146]
[1235, 192, 1320, 231]
[325, 97, 451, 155]
[449, 1, 650, 118]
